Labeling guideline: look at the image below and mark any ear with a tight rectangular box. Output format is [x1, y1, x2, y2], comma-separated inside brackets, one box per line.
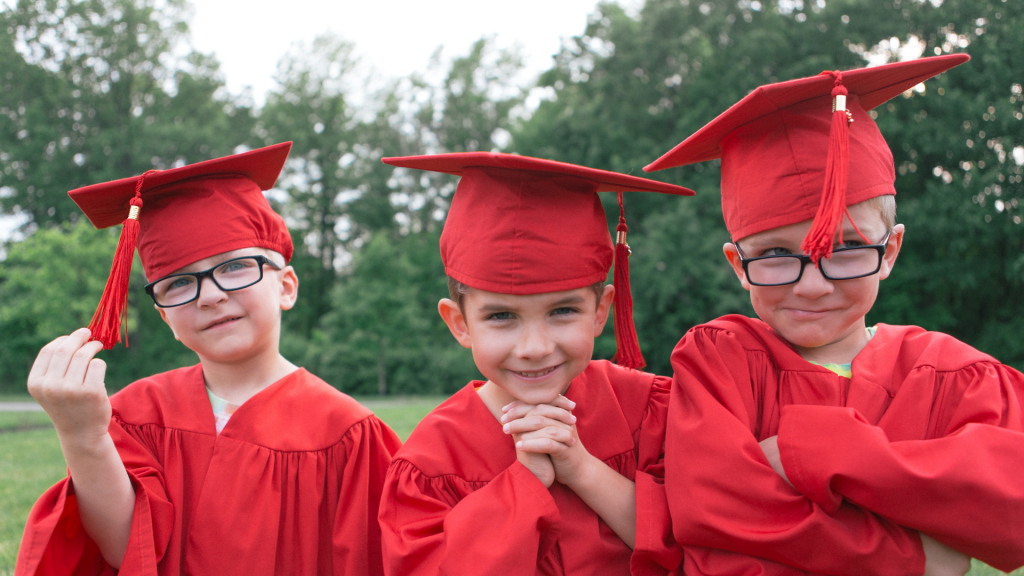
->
[878, 224, 905, 281]
[438, 298, 473, 349]
[723, 243, 751, 291]
[593, 284, 615, 337]
[278, 265, 299, 310]
[156, 306, 180, 341]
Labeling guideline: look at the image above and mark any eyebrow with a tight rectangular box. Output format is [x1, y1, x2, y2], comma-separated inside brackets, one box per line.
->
[474, 295, 586, 313]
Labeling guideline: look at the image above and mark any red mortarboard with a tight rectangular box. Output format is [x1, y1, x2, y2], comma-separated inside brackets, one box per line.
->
[645, 54, 969, 260]
[382, 152, 694, 370]
[69, 142, 294, 348]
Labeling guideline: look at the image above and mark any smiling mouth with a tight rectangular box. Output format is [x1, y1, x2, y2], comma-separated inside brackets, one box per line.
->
[204, 316, 241, 330]
[510, 365, 560, 379]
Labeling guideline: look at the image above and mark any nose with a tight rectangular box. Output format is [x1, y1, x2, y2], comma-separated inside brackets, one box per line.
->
[195, 276, 228, 308]
[791, 260, 835, 299]
[514, 321, 555, 361]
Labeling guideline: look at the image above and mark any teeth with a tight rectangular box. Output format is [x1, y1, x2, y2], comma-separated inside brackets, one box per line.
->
[515, 366, 556, 378]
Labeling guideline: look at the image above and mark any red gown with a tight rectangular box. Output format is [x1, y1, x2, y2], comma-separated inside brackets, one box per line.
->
[635, 315, 1024, 575]
[377, 360, 670, 576]
[16, 365, 402, 576]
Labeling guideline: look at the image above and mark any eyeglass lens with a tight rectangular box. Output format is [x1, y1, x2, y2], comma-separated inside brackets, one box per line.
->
[746, 247, 882, 285]
[151, 258, 264, 306]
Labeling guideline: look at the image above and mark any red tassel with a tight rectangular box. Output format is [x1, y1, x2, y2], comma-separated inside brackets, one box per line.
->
[611, 192, 646, 370]
[801, 71, 853, 265]
[87, 171, 154, 349]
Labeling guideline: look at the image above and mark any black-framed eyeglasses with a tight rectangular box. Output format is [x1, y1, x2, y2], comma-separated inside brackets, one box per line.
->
[144, 255, 282, 308]
[736, 231, 892, 287]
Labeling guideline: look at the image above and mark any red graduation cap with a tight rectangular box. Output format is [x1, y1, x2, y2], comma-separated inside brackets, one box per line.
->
[382, 152, 694, 370]
[69, 142, 294, 348]
[645, 54, 969, 261]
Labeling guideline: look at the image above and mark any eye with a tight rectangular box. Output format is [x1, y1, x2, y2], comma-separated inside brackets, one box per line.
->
[760, 247, 794, 257]
[221, 259, 254, 273]
[168, 276, 195, 290]
[551, 306, 579, 316]
[487, 311, 513, 321]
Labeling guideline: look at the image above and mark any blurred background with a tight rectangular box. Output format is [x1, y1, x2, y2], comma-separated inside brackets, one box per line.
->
[0, 0, 1021, 396]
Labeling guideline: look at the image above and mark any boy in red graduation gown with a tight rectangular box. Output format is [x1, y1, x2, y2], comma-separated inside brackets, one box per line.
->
[17, 143, 402, 576]
[636, 54, 1024, 575]
[375, 153, 693, 575]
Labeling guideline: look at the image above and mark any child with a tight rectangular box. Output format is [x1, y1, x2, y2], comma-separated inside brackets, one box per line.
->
[17, 143, 402, 576]
[374, 152, 693, 575]
[638, 54, 1024, 575]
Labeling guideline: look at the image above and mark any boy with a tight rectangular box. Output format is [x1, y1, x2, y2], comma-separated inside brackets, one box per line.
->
[638, 54, 1024, 574]
[374, 152, 693, 574]
[17, 143, 402, 576]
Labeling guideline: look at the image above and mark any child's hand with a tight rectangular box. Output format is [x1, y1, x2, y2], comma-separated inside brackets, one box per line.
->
[28, 328, 112, 446]
[921, 534, 971, 576]
[758, 436, 793, 488]
[501, 396, 589, 488]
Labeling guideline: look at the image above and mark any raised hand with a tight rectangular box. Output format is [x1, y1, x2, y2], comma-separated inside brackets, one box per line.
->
[26, 328, 135, 568]
[28, 328, 112, 443]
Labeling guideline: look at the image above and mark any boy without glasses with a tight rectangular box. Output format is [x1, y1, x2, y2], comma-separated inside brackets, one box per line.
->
[17, 143, 402, 576]
[634, 54, 1024, 575]
[374, 153, 693, 575]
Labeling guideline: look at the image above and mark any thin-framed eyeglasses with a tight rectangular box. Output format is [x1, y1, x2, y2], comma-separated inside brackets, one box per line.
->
[736, 231, 892, 287]
[144, 255, 282, 308]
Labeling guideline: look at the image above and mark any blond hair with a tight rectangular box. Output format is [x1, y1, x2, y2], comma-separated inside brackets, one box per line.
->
[447, 277, 606, 311]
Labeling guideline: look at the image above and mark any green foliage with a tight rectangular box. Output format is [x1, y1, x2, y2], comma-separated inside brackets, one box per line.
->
[298, 231, 478, 396]
[0, 0, 254, 229]
[513, 0, 1024, 374]
[0, 220, 195, 391]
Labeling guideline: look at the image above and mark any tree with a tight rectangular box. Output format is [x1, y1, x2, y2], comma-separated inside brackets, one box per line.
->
[512, 0, 1024, 372]
[0, 220, 194, 391]
[0, 0, 254, 230]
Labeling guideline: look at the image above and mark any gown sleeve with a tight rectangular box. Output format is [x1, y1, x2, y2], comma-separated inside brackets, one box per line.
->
[378, 458, 561, 576]
[632, 376, 684, 576]
[332, 416, 403, 576]
[16, 414, 174, 576]
[778, 362, 1024, 572]
[663, 327, 925, 576]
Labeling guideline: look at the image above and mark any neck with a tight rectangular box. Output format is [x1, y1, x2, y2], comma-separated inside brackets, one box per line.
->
[200, 348, 298, 405]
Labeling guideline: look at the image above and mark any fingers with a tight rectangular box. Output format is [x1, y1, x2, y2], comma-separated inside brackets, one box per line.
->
[28, 334, 72, 383]
[48, 328, 96, 380]
[84, 358, 108, 391]
[501, 401, 576, 427]
[64, 340, 105, 387]
[515, 426, 576, 454]
[502, 395, 575, 417]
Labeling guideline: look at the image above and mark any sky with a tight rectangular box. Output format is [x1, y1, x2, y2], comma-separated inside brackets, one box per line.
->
[188, 0, 620, 105]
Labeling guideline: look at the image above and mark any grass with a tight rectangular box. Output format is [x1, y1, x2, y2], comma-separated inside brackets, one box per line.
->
[0, 427, 67, 572]
[1, 398, 1021, 575]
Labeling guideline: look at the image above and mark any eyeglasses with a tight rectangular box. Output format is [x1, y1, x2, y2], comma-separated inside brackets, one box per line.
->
[736, 231, 891, 287]
[144, 255, 282, 308]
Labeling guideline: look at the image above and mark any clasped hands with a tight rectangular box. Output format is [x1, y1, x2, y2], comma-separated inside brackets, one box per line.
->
[499, 395, 593, 489]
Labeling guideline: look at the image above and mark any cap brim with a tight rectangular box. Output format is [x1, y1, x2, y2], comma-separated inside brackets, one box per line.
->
[70, 142, 293, 229]
[383, 152, 694, 195]
[645, 54, 970, 172]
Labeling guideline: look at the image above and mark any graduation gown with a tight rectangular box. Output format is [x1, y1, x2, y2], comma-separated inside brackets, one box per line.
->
[636, 315, 1024, 575]
[378, 360, 670, 576]
[16, 365, 402, 576]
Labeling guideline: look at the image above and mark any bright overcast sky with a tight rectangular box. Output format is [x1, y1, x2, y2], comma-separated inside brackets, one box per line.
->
[189, 0, 624, 104]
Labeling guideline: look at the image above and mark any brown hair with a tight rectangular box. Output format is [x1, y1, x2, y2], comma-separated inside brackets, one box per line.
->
[447, 277, 606, 311]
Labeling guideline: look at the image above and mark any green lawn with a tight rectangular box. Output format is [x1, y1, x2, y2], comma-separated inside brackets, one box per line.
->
[1, 398, 1020, 575]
